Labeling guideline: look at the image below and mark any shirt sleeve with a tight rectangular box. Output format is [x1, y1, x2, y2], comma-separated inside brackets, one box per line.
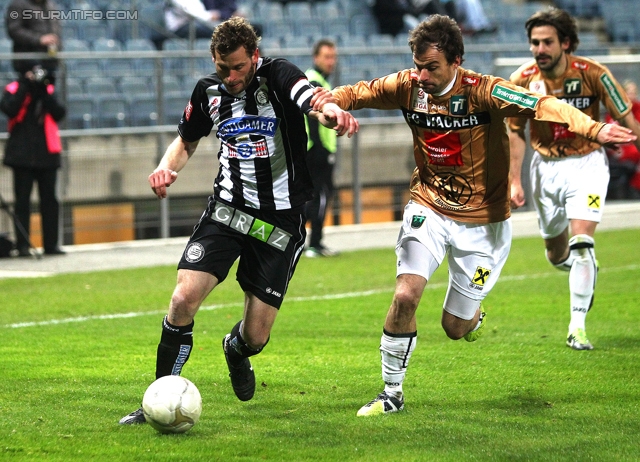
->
[271, 59, 316, 114]
[177, 80, 214, 142]
[332, 72, 407, 111]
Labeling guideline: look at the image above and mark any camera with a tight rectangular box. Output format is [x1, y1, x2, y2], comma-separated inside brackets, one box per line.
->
[33, 65, 48, 83]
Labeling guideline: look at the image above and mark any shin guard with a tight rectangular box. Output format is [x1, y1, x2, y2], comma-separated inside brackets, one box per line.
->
[156, 316, 194, 379]
[380, 329, 417, 397]
[568, 234, 597, 330]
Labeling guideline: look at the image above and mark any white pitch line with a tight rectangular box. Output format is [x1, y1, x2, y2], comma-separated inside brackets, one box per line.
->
[4, 264, 638, 329]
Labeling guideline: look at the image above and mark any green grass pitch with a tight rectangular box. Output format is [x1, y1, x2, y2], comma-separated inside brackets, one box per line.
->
[1, 228, 639, 461]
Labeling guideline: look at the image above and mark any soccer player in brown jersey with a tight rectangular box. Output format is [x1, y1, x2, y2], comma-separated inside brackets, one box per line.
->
[312, 14, 636, 416]
[508, 8, 640, 351]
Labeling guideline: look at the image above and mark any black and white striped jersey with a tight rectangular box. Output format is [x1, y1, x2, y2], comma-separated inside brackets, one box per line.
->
[178, 56, 316, 212]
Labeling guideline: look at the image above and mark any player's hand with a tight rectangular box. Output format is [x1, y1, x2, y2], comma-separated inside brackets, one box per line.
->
[311, 87, 336, 111]
[596, 123, 637, 145]
[320, 103, 359, 137]
[510, 183, 526, 209]
[148, 168, 178, 199]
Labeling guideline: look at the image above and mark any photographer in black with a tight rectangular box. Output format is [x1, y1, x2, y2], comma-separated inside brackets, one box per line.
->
[1, 64, 66, 256]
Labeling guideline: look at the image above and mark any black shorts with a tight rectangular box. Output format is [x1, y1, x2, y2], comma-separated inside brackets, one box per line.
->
[178, 200, 306, 308]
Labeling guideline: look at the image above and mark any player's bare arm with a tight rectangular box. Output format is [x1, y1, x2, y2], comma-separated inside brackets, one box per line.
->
[149, 136, 200, 199]
[508, 128, 528, 209]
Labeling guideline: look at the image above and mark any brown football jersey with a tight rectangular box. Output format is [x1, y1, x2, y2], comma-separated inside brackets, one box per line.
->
[332, 68, 606, 223]
[508, 54, 631, 158]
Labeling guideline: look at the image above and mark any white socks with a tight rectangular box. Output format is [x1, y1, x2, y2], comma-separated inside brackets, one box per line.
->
[567, 235, 597, 332]
[380, 330, 417, 399]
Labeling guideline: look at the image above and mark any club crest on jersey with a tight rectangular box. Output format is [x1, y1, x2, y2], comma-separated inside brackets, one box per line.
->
[255, 89, 269, 105]
[564, 79, 582, 95]
[588, 194, 601, 210]
[461, 75, 480, 86]
[522, 67, 538, 77]
[184, 242, 205, 263]
[469, 266, 491, 290]
[529, 80, 546, 95]
[571, 61, 589, 71]
[411, 215, 426, 228]
[450, 95, 468, 115]
[431, 173, 472, 208]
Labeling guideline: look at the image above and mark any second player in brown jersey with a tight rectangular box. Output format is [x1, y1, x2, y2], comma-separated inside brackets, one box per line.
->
[508, 8, 640, 351]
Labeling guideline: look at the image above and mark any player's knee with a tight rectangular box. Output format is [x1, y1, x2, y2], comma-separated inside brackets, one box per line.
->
[546, 248, 572, 271]
[393, 284, 421, 311]
[169, 289, 200, 317]
[568, 234, 595, 258]
[441, 318, 466, 340]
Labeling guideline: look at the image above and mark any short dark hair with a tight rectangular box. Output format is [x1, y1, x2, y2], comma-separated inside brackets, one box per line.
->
[210, 17, 259, 57]
[525, 7, 579, 53]
[408, 15, 464, 64]
[312, 39, 336, 57]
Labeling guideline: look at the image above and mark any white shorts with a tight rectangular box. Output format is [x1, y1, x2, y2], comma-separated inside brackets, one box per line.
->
[396, 202, 512, 319]
[530, 149, 609, 239]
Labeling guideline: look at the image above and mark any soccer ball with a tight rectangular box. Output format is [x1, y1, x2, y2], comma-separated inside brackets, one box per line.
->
[142, 375, 202, 434]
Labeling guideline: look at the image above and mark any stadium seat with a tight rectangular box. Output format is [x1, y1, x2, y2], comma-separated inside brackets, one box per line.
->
[264, 20, 295, 41]
[79, 21, 110, 44]
[63, 38, 90, 52]
[314, 2, 341, 20]
[66, 95, 96, 129]
[284, 2, 313, 20]
[85, 76, 118, 96]
[350, 13, 379, 37]
[255, 2, 284, 22]
[92, 38, 122, 52]
[322, 17, 351, 39]
[259, 37, 282, 54]
[129, 94, 159, 126]
[369, 34, 395, 49]
[124, 38, 155, 52]
[64, 77, 85, 96]
[103, 58, 136, 78]
[120, 76, 153, 97]
[97, 96, 129, 128]
[162, 94, 189, 124]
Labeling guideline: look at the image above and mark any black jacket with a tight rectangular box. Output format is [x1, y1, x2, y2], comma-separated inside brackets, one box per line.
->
[1, 77, 66, 169]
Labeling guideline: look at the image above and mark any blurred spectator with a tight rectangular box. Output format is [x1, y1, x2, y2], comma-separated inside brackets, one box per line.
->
[372, 0, 494, 37]
[454, 0, 497, 35]
[371, 0, 413, 36]
[605, 79, 640, 198]
[153, 0, 242, 49]
[5, 0, 62, 75]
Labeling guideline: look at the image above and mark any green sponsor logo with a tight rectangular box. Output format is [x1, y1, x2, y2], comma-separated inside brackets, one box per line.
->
[600, 73, 628, 114]
[491, 85, 539, 109]
[450, 95, 468, 115]
[411, 215, 426, 228]
[564, 78, 582, 95]
[249, 219, 274, 242]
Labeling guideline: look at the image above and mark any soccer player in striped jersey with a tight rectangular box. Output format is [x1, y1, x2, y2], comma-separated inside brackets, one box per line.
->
[120, 17, 357, 425]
